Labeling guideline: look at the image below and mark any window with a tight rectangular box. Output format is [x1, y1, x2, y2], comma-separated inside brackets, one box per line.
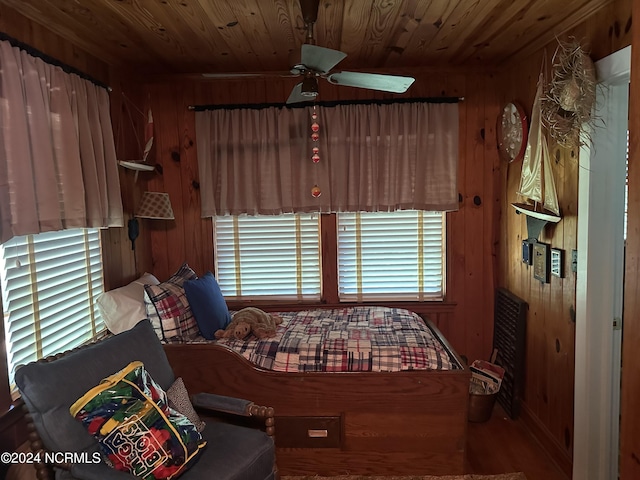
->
[214, 211, 445, 302]
[338, 211, 445, 301]
[214, 214, 321, 300]
[0, 228, 104, 389]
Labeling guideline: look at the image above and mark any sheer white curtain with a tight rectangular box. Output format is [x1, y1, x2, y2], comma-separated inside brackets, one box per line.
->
[195, 101, 458, 216]
[0, 40, 123, 244]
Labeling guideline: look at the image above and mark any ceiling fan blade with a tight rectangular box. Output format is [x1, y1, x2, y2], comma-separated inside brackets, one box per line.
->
[327, 71, 415, 93]
[202, 73, 267, 79]
[202, 71, 295, 79]
[301, 44, 346, 74]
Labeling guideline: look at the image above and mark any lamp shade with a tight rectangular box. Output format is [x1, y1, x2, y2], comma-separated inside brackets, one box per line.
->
[136, 192, 175, 219]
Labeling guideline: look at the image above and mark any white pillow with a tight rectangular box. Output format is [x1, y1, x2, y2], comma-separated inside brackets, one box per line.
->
[97, 273, 160, 334]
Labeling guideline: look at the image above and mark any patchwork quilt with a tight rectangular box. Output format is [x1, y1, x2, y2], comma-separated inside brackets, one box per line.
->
[187, 306, 460, 373]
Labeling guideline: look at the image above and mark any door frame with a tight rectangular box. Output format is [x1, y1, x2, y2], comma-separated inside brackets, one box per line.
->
[574, 45, 630, 480]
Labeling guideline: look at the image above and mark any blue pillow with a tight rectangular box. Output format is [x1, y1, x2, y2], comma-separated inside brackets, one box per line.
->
[183, 272, 231, 339]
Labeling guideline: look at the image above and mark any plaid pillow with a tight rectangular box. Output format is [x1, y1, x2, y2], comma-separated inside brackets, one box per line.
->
[144, 264, 198, 342]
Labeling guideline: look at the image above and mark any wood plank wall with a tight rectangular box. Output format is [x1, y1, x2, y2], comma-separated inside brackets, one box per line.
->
[621, 0, 640, 477]
[135, 70, 501, 366]
[493, 0, 632, 476]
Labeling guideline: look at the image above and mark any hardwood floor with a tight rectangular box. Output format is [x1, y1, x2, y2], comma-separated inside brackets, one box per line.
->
[466, 404, 570, 480]
[6, 403, 570, 480]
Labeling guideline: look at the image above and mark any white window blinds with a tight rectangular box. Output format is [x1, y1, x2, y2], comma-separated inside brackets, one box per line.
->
[337, 210, 445, 301]
[0, 228, 104, 387]
[214, 214, 321, 300]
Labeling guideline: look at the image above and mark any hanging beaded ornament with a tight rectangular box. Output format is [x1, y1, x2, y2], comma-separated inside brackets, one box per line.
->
[310, 106, 321, 197]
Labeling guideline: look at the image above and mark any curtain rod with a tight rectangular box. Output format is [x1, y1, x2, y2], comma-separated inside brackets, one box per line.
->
[188, 96, 464, 112]
[0, 32, 111, 91]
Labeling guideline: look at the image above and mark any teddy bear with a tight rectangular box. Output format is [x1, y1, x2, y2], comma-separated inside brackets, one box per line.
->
[214, 307, 282, 340]
[216, 319, 251, 341]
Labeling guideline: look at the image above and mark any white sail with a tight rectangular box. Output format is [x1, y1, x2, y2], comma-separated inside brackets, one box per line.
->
[542, 135, 560, 215]
[516, 71, 560, 216]
[142, 109, 154, 163]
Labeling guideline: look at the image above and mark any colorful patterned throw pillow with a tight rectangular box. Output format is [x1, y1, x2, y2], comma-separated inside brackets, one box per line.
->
[70, 361, 206, 480]
[144, 264, 198, 342]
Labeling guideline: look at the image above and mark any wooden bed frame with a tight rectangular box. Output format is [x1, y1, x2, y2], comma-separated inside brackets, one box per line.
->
[164, 318, 470, 476]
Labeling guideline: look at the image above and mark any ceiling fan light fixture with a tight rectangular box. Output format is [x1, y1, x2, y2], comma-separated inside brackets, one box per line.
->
[301, 76, 319, 97]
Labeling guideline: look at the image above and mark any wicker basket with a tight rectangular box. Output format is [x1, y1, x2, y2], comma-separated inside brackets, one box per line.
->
[468, 391, 498, 422]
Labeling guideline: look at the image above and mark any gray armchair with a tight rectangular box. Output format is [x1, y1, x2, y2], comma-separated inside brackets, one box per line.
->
[14, 320, 277, 480]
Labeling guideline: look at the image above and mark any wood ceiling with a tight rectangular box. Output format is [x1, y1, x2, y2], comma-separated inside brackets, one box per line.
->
[0, 0, 614, 75]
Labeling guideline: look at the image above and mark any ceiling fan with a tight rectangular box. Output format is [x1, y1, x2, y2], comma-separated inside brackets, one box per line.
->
[285, 0, 415, 104]
[203, 0, 415, 104]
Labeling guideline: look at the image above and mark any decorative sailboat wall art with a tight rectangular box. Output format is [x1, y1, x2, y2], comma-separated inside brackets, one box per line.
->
[118, 98, 156, 182]
[512, 68, 562, 241]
